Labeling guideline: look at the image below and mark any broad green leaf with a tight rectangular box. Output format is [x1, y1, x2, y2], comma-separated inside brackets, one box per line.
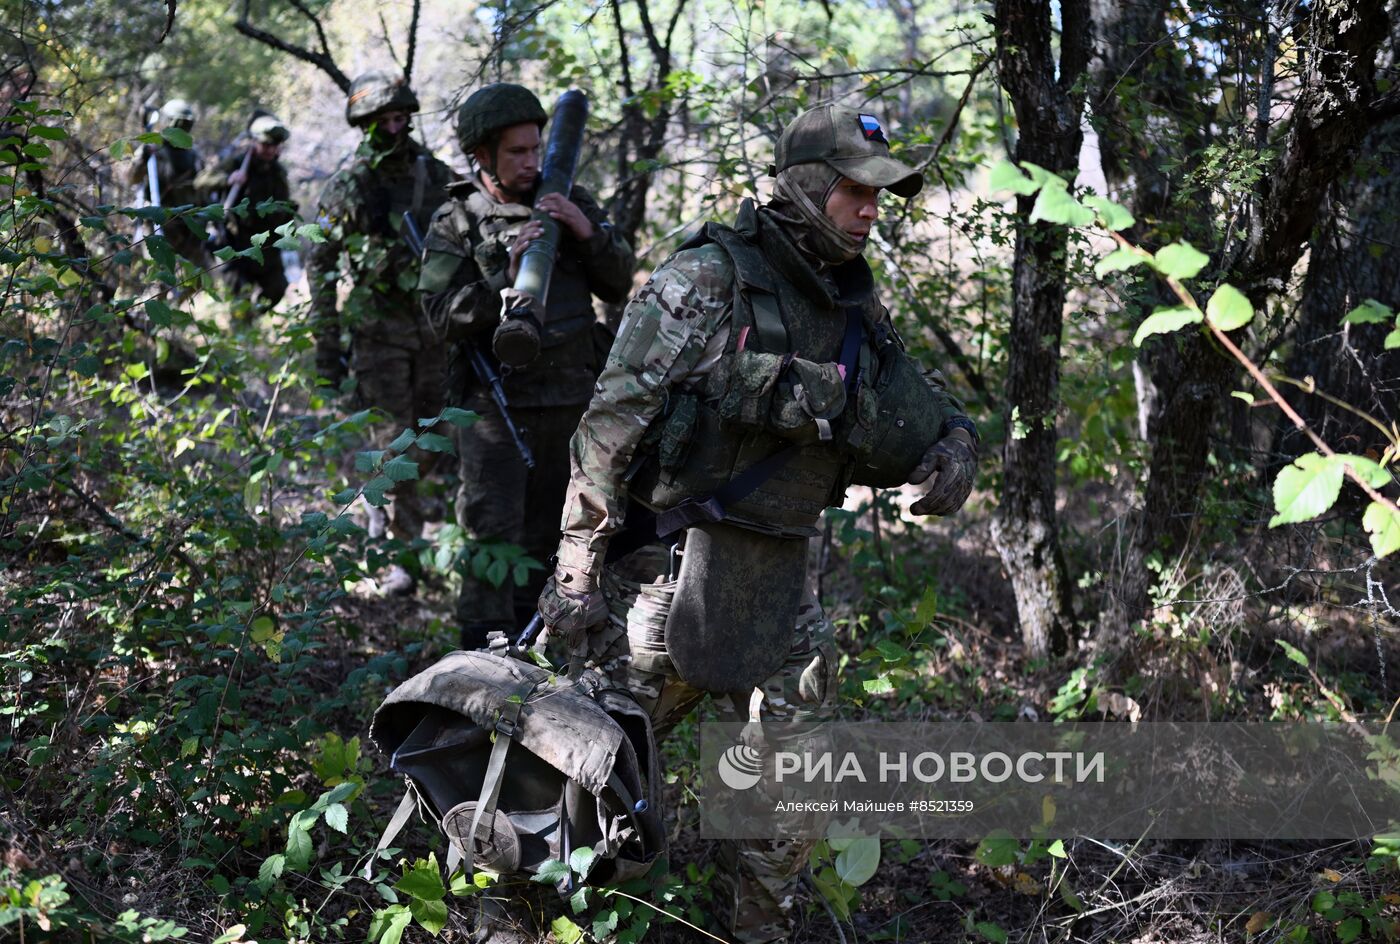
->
[285, 824, 313, 871]
[834, 836, 881, 886]
[375, 905, 413, 944]
[550, 916, 584, 944]
[1231, 391, 1255, 405]
[568, 846, 597, 880]
[1018, 161, 1059, 187]
[416, 432, 455, 454]
[1342, 298, 1392, 325]
[1151, 241, 1209, 280]
[1205, 284, 1253, 331]
[1047, 839, 1067, 858]
[1276, 639, 1309, 667]
[874, 639, 912, 662]
[531, 859, 572, 885]
[257, 853, 285, 888]
[1385, 327, 1400, 350]
[324, 802, 348, 834]
[1083, 194, 1135, 231]
[250, 616, 275, 642]
[987, 159, 1039, 195]
[383, 455, 419, 483]
[862, 674, 894, 695]
[211, 925, 246, 944]
[976, 921, 1009, 943]
[1269, 453, 1344, 527]
[1363, 501, 1400, 558]
[1334, 454, 1392, 488]
[1094, 248, 1145, 278]
[409, 896, 448, 935]
[396, 855, 446, 901]
[974, 831, 1019, 868]
[296, 222, 326, 243]
[161, 126, 194, 149]
[1029, 181, 1095, 227]
[31, 125, 68, 141]
[145, 298, 175, 327]
[439, 406, 478, 427]
[387, 429, 417, 453]
[325, 780, 359, 804]
[1133, 306, 1202, 346]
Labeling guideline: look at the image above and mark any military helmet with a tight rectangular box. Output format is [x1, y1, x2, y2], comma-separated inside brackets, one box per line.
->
[455, 83, 547, 153]
[248, 114, 289, 145]
[159, 98, 196, 130]
[345, 70, 419, 127]
[773, 103, 922, 198]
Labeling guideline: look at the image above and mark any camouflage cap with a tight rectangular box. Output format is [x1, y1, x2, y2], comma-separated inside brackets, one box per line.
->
[249, 114, 289, 144]
[455, 83, 547, 153]
[346, 70, 419, 127]
[773, 103, 922, 198]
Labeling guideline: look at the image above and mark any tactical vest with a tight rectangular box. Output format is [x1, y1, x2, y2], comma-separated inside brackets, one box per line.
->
[628, 202, 888, 538]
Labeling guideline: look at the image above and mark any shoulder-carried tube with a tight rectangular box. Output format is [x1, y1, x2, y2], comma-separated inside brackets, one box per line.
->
[512, 89, 589, 305]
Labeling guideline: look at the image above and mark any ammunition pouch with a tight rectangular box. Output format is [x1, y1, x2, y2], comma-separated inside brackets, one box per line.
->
[850, 342, 946, 488]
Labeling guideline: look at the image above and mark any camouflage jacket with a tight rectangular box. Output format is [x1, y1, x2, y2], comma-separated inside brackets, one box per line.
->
[124, 143, 203, 208]
[307, 136, 453, 360]
[554, 202, 968, 580]
[418, 179, 634, 408]
[194, 150, 295, 248]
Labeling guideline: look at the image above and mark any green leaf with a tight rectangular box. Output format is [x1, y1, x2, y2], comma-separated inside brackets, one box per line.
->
[531, 859, 572, 885]
[409, 896, 449, 935]
[324, 802, 348, 834]
[1151, 241, 1209, 280]
[1133, 306, 1203, 346]
[1028, 181, 1095, 227]
[439, 406, 479, 427]
[1083, 194, 1135, 231]
[1276, 639, 1309, 668]
[1385, 327, 1400, 350]
[250, 616, 275, 642]
[987, 159, 1040, 195]
[1094, 248, 1146, 278]
[1363, 501, 1400, 558]
[1231, 391, 1255, 405]
[325, 780, 359, 805]
[1047, 839, 1067, 858]
[976, 921, 1009, 943]
[1311, 890, 1336, 914]
[974, 831, 1019, 868]
[550, 916, 584, 944]
[568, 846, 597, 880]
[1337, 916, 1363, 943]
[1342, 299, 1392, 325]
[873, 639, 912, 662]
[161, 127, 194, 149]
[1335, 454, 1392, 488]
[396, 855, 446, 901]
[211, 925, 246, 944]
[374, 905, 413, 944]
[1018, 162, 1059, 187]
[31, 125, 68, 141]
[387, 428, 417, 453]
[1269, 453, 1344, 527]
[144, 298, 176, 327]
[257, 853, 285, 889]
[416, 432, 455, 453]
[382, 454, 419, 483]
[285, 824, 313, 871]
[862, 674, 895, 695]
[1205, 284, 1253, 331]
[296, 222, 326, 243]
[834, 836, 880, 886]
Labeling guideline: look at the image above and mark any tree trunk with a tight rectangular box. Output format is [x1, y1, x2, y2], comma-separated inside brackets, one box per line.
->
[989, 0, 1089, 658]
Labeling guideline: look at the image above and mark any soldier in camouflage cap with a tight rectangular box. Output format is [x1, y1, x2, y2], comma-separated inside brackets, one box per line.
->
[124, 98, 207, 264]
[419, 83, 634, 648]
[536, 102, 978, 942]
[307, 71, 455, 596]
[196, 112, 295, 315]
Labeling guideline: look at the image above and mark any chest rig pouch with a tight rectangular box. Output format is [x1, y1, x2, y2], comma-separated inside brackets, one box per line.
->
[369, 650, 664, 888]
[658, 216, 873, 693]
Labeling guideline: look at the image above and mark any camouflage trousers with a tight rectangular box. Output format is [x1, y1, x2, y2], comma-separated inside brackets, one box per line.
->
[582, 541, 837, 944]
[351, 320, 447, 542]
[454, 398, 586, 639]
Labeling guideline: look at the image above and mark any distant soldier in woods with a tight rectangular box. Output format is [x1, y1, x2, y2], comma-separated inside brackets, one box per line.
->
[418, 83, 634, 650]
[124, 98, 206, 265]
[537, 103, 978, 942]
[308, 71, 454, 596]
[196, 112, 295, 317]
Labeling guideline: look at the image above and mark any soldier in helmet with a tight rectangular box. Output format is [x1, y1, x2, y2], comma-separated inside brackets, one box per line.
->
[124, 98, 207, 264]
[307, 71, 455, 596]
[418, 84, 634, 649]
[536, 103, 978, 942]
[196, 112, 296, 316]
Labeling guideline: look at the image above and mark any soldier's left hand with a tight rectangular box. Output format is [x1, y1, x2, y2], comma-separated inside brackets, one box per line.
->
[228, 169, 249, 187]
[908, 427, 977, 516]
[535, 193, 595, 242]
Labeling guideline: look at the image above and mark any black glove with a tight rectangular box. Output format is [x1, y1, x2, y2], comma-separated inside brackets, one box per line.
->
[909, 427, 977, 516]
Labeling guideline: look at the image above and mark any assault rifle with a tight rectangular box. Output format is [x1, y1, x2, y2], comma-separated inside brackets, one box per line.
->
[403, 210, 536, 471]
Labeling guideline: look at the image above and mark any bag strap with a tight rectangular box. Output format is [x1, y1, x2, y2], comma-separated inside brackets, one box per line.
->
[455, 680, 537, 878]
[363, 788, 420, 880]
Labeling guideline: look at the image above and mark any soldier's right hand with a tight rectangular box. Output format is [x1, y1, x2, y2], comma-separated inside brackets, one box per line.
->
[537, 566, 607, 636]
[507, 220, 546, 283]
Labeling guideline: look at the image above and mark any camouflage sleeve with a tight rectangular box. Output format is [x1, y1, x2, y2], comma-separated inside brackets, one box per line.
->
[417, 199, 500, 341]
[554, 244, 734, 579]
[570, 186, 635, 304]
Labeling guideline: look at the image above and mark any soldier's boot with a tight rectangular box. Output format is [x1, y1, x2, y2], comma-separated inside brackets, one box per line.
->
[716, 839, 805, 944]
[379, 564, 417, 597]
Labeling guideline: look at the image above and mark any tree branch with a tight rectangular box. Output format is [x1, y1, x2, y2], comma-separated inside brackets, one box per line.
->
[234, 0, 350, 92]
[405, 0, 422, 81]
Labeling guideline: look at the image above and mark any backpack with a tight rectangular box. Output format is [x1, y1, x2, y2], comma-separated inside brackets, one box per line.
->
[368, 649, 665, 886]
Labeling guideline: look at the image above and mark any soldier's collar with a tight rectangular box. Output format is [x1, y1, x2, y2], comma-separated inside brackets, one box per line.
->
[748, 201, 835, 306]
